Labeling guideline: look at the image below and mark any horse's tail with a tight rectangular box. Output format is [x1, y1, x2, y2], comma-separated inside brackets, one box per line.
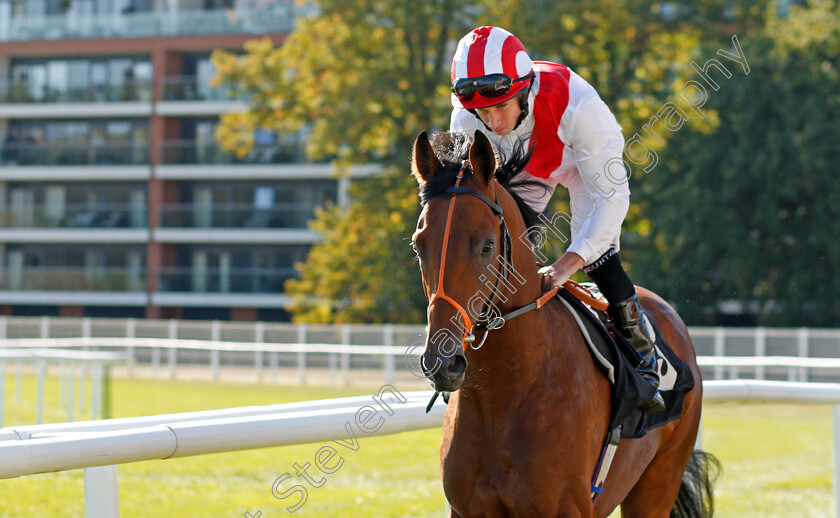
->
[670, 450, 722, 518]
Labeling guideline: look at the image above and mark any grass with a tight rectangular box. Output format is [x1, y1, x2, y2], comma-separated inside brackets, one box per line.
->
[0, 373, 834, 517]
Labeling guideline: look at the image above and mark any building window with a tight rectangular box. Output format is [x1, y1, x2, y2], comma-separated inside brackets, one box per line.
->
[7, 56, 152, 103]
[3, 245, 146, 292]
[3, 182, 147, 228]
[4, 119, 150, 165]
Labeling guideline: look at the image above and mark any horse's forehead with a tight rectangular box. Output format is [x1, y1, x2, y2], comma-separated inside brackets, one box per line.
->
[428, 188, 502, 230]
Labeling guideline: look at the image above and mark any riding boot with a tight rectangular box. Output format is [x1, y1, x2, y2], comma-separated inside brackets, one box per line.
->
[610, 294, 666, 413]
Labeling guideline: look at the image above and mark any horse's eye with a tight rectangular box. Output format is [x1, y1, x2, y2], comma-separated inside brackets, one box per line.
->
[480, 240, 495, 256]
[410, 241, 418, 253]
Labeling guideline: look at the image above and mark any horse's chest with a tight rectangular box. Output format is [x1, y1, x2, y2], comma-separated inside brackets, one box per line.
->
[441, 398, 596, 515]
[443, 430, 559, 512]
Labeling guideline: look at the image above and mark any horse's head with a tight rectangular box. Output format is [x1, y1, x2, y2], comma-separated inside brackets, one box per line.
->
[411, 130, 541, 392]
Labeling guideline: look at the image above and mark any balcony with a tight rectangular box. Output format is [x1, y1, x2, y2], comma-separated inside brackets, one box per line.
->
[0, 204, 147, 229]
[157, 267, 297, 293]
[160, 76, 243, 102]
[159, 140, 306, 165]
[0, 144, 149, 166]
[0, 267, 144, 292]
[0, 80, 153, 104]
[159, 204, 316, 229]
[0, 5, 314, 42]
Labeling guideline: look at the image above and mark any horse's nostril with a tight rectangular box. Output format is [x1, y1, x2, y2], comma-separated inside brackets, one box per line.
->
[446, 354, 467, 377]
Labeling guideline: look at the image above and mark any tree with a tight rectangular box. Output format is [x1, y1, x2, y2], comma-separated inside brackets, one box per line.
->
[633, 0, 840, 326]
[282, 173, 427, 323]
[213, 0, 777, 323]
[487, 0, 770, 131]
[213, 1, 485, 322]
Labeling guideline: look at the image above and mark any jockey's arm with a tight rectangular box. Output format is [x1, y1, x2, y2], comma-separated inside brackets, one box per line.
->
[540, 96, 629, 291]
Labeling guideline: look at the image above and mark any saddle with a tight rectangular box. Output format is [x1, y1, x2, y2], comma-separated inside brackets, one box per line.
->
[557, 284, 695, 439]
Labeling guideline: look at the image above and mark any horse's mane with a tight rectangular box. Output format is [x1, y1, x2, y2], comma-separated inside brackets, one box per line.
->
[418, 131, 548, 244]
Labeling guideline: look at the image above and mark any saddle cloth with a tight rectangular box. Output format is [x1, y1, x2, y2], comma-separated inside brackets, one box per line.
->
[556, 285, 695, 439]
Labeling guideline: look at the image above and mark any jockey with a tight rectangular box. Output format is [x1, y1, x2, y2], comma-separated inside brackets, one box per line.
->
[450, 26, 665, 413]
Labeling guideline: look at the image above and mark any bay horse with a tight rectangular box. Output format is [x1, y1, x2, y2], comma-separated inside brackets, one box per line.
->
[410, 130, 719, 517]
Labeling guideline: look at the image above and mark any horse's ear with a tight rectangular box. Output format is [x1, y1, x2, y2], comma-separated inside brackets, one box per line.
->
[468, 130, 497, 187]
[412, 131, 443, 185]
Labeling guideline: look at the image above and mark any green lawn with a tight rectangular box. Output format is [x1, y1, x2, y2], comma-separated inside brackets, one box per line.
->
[0, 374, 834, 517]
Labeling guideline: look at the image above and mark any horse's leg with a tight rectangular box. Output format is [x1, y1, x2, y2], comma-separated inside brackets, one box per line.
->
[619, 390, 702, 518]
[619, 288, 704, 518]
[619, 436, 696, 516]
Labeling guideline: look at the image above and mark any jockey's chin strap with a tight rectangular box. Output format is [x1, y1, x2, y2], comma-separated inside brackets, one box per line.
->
[428, 160, 561, 352]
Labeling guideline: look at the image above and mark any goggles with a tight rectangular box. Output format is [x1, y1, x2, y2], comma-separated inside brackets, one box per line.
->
[451, 71, 534, 102]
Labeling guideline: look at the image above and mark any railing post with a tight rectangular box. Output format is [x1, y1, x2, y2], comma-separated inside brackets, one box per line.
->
[270, 350, 279, 384]
[41, 315, 50, 339]
[341, 324, 351, 386]
[36, 359, 46, 424]
[14, 360, 22, 405]
[84, 465, 120, 518]
[329, 352, 337, 386]
[169, 319, 178, 380]
[754, 327, 766, 380]
[168, 347, 178, 380]
[384, 324, 395, 385]
[126, 318, 135, 377]
[79, 363, 87, 414]
[151, 347, 160, 379]
[297, 324, 307, 385]
[103, 365, 111, 420]
[714, 327, 725, 380]
[82, 318, 92, 350]
[59, 361, 67, 414]
[67, 363, 75, 422]
[255, 321, 265, 384]
[0, 315, 6, 340]
[798, 328, 810, 382]
[91, 363, 102, 420]
[211, 320, 221, 382]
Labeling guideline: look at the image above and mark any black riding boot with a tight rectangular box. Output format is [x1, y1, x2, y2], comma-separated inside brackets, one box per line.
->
[610, 294, 666, 413]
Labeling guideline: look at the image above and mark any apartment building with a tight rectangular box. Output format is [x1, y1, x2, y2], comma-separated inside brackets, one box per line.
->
[0, 1, 367, 321]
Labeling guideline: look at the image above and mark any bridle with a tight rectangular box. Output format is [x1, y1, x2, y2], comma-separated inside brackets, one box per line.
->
[421, 158, 608, 413]
[426, 160, 559, 351]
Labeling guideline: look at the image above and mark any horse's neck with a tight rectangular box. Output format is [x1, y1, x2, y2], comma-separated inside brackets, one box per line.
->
[460, 185, 583, 403]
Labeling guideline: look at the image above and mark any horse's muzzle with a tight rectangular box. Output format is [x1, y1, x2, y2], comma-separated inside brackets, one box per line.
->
[421, 349, 467, 392]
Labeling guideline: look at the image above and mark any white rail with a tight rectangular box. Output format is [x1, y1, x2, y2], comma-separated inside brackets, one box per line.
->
[0, 349, 126, 426]
[3, 336, 840, 386]
[0, 381, 839, 517]
[4, 337, 840, 436]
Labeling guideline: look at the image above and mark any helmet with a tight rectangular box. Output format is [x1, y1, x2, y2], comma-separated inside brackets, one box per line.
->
[450, 26, 535, 110]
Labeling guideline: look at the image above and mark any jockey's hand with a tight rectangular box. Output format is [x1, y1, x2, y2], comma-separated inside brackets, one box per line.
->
[538, 252, 585, 294]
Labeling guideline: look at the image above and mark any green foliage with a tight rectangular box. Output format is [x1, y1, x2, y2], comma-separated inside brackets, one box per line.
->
[212, 0, 474, 163]
[488, 0, 769, 131]
[633, 1, 840, 326]
[215, 0, 829, 325]
[213, 0, 488, 323]
[285, 170, 427, 323]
